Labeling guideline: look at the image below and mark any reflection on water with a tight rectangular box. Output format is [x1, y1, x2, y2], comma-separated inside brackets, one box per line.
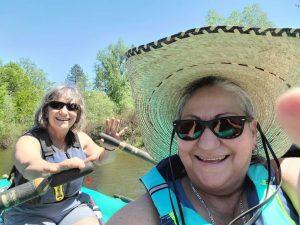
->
[0, 148, 153, 200]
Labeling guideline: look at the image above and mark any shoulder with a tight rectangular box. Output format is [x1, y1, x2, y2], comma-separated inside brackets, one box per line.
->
[107, 193, 160, 225]
[76, 131, 92, 146]
[76, 131, 92, 141]
[16, 134, 40, 148]
[14, 133, 42, 166]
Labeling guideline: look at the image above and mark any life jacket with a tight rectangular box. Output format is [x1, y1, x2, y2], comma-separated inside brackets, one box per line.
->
[141, 155, 298, 225]
[9, 127, 85, 204]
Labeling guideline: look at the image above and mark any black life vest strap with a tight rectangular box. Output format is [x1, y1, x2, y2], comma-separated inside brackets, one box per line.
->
[156, 154, 186, 180]
[7, 127, 81, 186]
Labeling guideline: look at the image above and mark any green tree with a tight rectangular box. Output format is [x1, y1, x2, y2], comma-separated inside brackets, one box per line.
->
[0, 62, 47, 148]
[84, 90, 116, 127]
[18, 58, 52, 90]
[0, 84, 16, 148]
[206, 4, 275, 27]
[66, 64, 88, 92]
[94, 39, 133, 113]
[0, 62, 41, 124]
[206, 9, 225, 26]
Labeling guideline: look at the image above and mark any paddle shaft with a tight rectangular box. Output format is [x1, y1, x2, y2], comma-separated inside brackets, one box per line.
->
[0, 162, 93, 211]
[100, 132, 156, 164]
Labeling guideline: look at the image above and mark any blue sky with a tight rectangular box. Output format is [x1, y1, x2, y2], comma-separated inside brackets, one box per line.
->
[1, 0, 300, 84]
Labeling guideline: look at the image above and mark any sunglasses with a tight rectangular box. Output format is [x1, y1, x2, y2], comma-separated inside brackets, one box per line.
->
[48, 101, 80, 111]
[173, 116, 249, 141]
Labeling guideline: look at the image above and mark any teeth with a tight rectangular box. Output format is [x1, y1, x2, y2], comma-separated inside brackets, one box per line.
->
[57, 118, 69, 121]
[199, 156, 226, 161]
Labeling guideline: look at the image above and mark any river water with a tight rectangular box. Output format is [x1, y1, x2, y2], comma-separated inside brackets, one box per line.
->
[0, 148, 153, 200]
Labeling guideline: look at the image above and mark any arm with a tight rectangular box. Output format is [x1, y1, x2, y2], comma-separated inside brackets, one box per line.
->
[276, 88, 300, 214]
[78, 131, 108, 162]
[14, 135, 65, 180]
[280, 158, 300, 213]
[80, 117, 128, 162]
[107, 193, 161, 225]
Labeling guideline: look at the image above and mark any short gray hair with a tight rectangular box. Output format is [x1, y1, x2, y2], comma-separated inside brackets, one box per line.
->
[176, 76, 256, 120]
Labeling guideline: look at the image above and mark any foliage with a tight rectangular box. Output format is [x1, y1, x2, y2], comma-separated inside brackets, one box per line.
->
[94, 39, 133, 113]
[18, 58, 53, 90]
[0, 84, 17, 148]
[66, 64, 88, 92]
[206, 4, 275, 27]
[0, 61, 49, 148]
[84, 90, 116, 131]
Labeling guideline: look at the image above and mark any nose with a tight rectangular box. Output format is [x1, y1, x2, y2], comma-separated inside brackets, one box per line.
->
[196, 126, 220, 151]
[59, 106, 69, 113]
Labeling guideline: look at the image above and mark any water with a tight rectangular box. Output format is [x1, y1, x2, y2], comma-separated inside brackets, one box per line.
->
[0, 148, 153, 200]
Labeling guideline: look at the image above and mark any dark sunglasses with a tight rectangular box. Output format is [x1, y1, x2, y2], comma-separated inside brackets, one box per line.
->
[173, 116, 249, 141]
[48, 101, 80, 111]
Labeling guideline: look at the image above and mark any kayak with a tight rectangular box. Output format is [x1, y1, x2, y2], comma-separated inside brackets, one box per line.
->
[0, 178, 127, 223]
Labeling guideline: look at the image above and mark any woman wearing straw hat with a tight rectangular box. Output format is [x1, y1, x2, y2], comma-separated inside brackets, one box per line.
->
[107, 26, 300, 225]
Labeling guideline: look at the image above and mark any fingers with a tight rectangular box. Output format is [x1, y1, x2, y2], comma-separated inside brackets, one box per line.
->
[99, 138, 105, 144]
[57, 157, 86, 172]
[84, 151, 101, 162]
[104, 117, 127, 139]
[105, 118, 120, 135]
[118, 126, 129, 137]
[43, 164, 61, 174]
[276, 88, 300, 146]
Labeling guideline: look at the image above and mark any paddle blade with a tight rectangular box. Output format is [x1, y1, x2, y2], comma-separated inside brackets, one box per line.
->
[0, 177, 49, 211]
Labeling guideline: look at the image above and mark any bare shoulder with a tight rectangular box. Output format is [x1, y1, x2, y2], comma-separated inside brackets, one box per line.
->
[107, 193, 160, 225]
[76, 131, 90, 141]
[15, 135, 41, 158]
[76, 131, 93, 147]
[16, 134, 40, 146]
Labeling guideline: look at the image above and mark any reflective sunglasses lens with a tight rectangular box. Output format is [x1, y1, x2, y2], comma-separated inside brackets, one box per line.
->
[214, 117, 244, 138]
[175, 120, 203, 140]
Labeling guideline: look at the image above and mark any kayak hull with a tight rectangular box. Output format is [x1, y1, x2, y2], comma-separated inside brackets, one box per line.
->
[0, 179, 126, 223]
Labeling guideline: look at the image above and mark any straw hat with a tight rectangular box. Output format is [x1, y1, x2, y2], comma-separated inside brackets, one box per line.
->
[126, 26, 300, 162]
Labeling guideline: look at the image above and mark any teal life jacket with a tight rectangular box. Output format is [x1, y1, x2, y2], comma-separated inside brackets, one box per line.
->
[140, 155, 298, 225]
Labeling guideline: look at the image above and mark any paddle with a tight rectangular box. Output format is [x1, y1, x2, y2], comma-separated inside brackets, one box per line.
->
[0, 162, 93, 211]
[100, 132, 157, 164]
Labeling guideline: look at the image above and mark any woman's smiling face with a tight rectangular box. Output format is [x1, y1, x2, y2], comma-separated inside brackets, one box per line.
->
[178, 85, 257, 195]
[47, 96, 78, 132]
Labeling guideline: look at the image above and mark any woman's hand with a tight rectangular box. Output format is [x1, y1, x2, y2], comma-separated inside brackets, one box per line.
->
[104, 117, 128, 140]
[43, 157, 86, 174]
[276, 88, 300, 213]
[101, 117, 128, 150]
[276, 88, 300, 146]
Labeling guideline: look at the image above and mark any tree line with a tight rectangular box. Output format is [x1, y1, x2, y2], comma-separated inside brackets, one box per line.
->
[0, 4, 275, 150]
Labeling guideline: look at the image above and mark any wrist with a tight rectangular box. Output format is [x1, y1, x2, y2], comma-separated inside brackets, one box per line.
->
[102, 139, 117, 151]
[104, 146, 116, 151]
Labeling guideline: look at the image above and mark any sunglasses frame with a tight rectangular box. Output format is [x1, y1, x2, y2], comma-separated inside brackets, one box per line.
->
[173, 116, 249, 141]
[47, 101, 80, 112]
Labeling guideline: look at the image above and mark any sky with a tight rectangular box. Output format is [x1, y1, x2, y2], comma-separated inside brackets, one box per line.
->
[1, 0, 300, 84]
